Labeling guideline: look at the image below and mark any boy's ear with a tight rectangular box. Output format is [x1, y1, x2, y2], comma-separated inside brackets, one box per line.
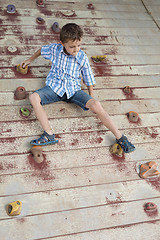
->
[60, 41, 64, 46]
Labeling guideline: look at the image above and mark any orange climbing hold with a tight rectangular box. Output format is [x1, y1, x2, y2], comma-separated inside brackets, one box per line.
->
[139, 161, 160, 178]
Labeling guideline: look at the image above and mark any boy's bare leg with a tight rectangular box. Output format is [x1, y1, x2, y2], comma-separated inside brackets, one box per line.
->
[29, 93, 54, 135]
[86, 99, 122, 140]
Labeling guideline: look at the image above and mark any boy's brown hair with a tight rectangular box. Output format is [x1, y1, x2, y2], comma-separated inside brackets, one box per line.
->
[60, 23, 83, 43]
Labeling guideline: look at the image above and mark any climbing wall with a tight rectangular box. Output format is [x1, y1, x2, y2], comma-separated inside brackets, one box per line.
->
[0, 0, 160, 239]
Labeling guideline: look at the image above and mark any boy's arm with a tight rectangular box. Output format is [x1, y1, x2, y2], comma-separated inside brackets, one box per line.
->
[20, 48, 41, 68]
[87, 85, 94, 98]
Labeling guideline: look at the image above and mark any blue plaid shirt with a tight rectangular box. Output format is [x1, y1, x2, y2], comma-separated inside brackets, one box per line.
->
[41, 43, 96, 99]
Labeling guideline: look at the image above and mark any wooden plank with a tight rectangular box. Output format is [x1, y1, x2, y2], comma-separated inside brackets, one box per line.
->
[35, 221, 160, 240]
[144, 0, 160, 5]
[1, 87, 160, 106]
[0, 156, 160, 196]
[0, 199, 160, 239]
[0, 98, 160, 122]
[0, 12, 149, 29]
[0, 141, 159, 175]
[2, 34, 160, 47]
[0, 18, 155, 32]
[1, 75, 160, 91]
[3, 54, 160, 68]
[85, 45, 160, 55]
[1, 25, 159, 37]
[1, 0, 140, 4]
[3, 48, 160, 69]
[145, 5, 160, 13]
[1, 112, 160, 139]
[0, 180, 159, 219]
[0, 3, 146, 13]
[0, 127, 160, 155]
[1, 64, 160, 80]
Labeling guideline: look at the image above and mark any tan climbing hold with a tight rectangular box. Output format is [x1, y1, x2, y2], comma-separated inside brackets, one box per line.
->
[139, 161, 160, 179]
[6, 200, 22, 216]
[31, 146, 44, 163]
[16, 64, 28, 75]
[128, 111, 139, 122]
[109, 143, 123, 157]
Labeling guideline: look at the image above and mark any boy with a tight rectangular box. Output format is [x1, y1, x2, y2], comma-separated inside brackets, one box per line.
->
[20, 23, 135, 153]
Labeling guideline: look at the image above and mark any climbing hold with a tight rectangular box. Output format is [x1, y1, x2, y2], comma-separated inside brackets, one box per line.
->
[144, 202, 157, 212]
[139, 161, 160, 179]
[51, 22, 60, 33]
[15, 86, 27, 100]
[128, 111, 139, 123]
[16, 64, 28, 75]
[20, 107, 31, 117]
[36, 16, 45, 24]
[31, 146, 44, 163]
[59, 10, 76, 17]
[8, 46, 17, 53]
[88, 3, 95, 10]
[6, 200, 22, 216]
[91, 55, 107, 63]
[109, 143, 123, 157]
[7, 4, 16, 13]
[36, 0, 44, 7]
[123, 86, 131, 94]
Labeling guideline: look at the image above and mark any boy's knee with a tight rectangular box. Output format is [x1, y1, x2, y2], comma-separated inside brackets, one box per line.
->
[29, 92, 41, 104]
[87, 99, 102, 113]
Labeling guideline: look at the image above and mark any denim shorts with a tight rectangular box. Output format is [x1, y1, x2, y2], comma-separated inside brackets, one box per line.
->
[35, 86, 93, 111]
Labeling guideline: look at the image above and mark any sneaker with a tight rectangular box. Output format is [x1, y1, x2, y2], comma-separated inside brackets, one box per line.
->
[116, 135, 135, 153]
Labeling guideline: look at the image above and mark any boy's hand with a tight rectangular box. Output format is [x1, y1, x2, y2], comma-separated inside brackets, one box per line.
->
[20, 59, 31, 68]
[87, 85, 94, 98]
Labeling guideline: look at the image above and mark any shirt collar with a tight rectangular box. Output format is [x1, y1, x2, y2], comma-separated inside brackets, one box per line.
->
[60, 44, 80, 59]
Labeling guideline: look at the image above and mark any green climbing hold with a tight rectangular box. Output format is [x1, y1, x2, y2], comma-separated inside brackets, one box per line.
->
[20, 107, 30, 116]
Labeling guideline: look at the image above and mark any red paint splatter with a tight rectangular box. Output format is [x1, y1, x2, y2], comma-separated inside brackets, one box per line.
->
[16, 218, 26, 223]
[94, 137, 103, 144]
[94, 36, 109, 43]
[0, 137, 17, 144]
[83, 27, 95, 35]
[0, 161, 17, 171]
[39, 8, 53, 16]
[110, 153, 129, 172]
[122, 87, 138, 100]
[71, 139, 79, 146]
[93, 64, 112, 76]
[88, 3, 95, 10]
[144, 206, 158, 218]
[138, 127, 159, 139]
[147, 176, 160, 192]
[28, 154, 48, 171]
[5, 10, 21, 19]
[77, 127, 92, 132]
[150, 133, 158, 138]
[27, 154, 55, 181]
[12, 66, 35, 79]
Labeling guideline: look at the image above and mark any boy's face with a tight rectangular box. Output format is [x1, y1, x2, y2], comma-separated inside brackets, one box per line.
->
[60, 39, 82, 56]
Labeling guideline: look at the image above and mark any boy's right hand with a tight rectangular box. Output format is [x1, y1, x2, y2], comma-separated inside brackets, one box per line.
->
[20, 59, 31, 68]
